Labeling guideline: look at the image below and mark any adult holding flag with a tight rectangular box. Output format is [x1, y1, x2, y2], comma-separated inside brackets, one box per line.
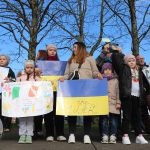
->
[60, 42, 103, 144]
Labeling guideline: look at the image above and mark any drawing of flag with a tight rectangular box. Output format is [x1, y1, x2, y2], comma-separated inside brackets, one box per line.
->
[36, 61, 67, 91]
[56, 79, 108, 116]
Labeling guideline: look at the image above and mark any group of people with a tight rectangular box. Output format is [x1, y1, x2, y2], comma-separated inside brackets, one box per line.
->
[0, 41, 149, 145]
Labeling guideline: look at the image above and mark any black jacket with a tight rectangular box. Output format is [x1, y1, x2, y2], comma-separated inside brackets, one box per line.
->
[111, 52, 145, 100]
[0, 67, 15, 96]
[7, 67, 16, 82]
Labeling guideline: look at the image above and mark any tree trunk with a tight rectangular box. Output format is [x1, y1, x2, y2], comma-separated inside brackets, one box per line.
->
[128, 0, 139, 56]
[28, 41, 37, 60]
[28, 0, 38, 60]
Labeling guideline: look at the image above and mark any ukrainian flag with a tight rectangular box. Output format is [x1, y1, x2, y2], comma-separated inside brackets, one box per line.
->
[56, 79, 108, 116]
[36, 61, 67, 91]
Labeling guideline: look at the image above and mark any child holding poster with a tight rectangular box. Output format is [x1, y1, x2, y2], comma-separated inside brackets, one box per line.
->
[34, 45, 66, 142]
[17, 60, 40, 144]
[0, 54, 16, 132]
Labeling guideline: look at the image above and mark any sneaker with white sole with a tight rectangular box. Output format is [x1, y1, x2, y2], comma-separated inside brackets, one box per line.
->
[25, 135, 32, 144]
[84, 135, 91, 144]
[122, 136, 131, 145]
[136, 135, 148, 144]
[109, 135, 116, 144]
[101, 134, 108, 144]
[57, 136, 66, 141]
[18, 135, 26, 144]
[46, 136, 54, 142]
[68, 134, 75, 144]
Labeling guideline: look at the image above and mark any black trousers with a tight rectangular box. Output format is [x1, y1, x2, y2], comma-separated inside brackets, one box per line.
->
[140, 94, 150, 133]
[34, 92, 65, 137]
[0, 97, 12, 129]
[68, 116, 92, 135]
[121, 96, 142, 136]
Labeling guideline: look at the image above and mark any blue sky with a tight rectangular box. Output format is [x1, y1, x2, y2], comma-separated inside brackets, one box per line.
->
[0, 0, 149, 75]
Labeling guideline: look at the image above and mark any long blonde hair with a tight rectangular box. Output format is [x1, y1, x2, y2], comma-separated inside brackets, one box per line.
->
[68, 42, 90, 64]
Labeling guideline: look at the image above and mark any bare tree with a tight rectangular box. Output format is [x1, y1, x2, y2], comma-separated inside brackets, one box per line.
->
[0, 0, 57, 60]
[51, 0, 116, 55]
[104, 0, 150, 55]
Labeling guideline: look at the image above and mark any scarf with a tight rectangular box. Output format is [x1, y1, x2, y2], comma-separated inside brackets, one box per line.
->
[47, 55, 58, 61]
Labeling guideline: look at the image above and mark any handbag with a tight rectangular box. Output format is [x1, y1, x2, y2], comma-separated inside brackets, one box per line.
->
[68, 63, 82, 80]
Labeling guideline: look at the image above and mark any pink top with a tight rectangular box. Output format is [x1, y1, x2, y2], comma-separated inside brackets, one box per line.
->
[17, 73, 41, 82]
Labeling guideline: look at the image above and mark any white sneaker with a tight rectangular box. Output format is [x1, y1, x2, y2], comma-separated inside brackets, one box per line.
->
[84, 135, 91, 144]
[136, 135, 148, 144]
[101, 134, 108, 144]
[109, 135, 116, 144]
[122, 136, 131, 145]
[57, 136, 66, 141]
[46, 136, 54, 142]
[68, 134, 75, 144]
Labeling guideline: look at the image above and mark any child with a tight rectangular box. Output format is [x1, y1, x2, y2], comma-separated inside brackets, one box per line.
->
[0, 54, 16, 132]
[100, 62, 121, 144]
[44, 44, 66, 142]
[34, 44, 66, 142]
[17, 60, 40, 144]
[111, 51, 148, 144]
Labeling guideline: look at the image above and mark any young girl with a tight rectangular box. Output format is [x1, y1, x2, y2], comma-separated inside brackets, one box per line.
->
[34, 44, 66, 142]
[44, 44, 66, 142]
[0, 54, 16, 132]
[17, 60, 40, 144]
[111, 51, 148, 144]
[60, 42, 102, 144]
[100, 62, 121, 144]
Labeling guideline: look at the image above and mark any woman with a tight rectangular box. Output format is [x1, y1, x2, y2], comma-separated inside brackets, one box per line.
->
[60, 42, 103, 144]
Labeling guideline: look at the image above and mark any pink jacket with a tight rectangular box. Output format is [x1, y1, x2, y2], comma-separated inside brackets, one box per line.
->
[16, 73, 41, 82]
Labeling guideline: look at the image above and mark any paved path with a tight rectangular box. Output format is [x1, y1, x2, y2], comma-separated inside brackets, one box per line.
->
[0, 125, 150, 150]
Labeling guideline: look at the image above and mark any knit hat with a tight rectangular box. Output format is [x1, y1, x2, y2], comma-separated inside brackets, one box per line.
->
[101, 62, 113, 74]
[24, 60, 35, 67]
[0, 54, 10, 64]
[124, 54, 136, 64]
[46, 44, 57, 51]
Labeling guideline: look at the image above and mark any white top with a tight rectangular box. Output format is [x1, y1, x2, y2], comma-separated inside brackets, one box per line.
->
[131, 69, 140, 97]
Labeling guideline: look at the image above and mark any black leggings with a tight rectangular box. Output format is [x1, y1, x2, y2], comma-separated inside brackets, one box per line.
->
[68, 116, 92, 135]
[34, 92, 65, 137]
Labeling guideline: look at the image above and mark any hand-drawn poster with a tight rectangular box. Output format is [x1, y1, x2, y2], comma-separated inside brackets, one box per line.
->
[2, 81, 53, 117]
[0, 67, 9, 93]
[56, 79, 109, 116]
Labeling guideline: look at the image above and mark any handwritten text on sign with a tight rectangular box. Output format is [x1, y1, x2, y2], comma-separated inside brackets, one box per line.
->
[56, 97, 108, 116]
[143, 66, 150, 85]
[2, 81, 53, 117]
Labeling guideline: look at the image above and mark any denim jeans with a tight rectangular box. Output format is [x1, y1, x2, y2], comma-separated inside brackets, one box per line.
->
[100, 113, 118, 136]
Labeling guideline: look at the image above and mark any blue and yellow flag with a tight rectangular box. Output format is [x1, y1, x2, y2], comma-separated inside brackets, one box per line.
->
[56, 79, 108, 116]
[36, 61, 67, 91]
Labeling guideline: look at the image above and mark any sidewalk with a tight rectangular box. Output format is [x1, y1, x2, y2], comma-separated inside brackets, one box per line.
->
[0, 124, 150, 150]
